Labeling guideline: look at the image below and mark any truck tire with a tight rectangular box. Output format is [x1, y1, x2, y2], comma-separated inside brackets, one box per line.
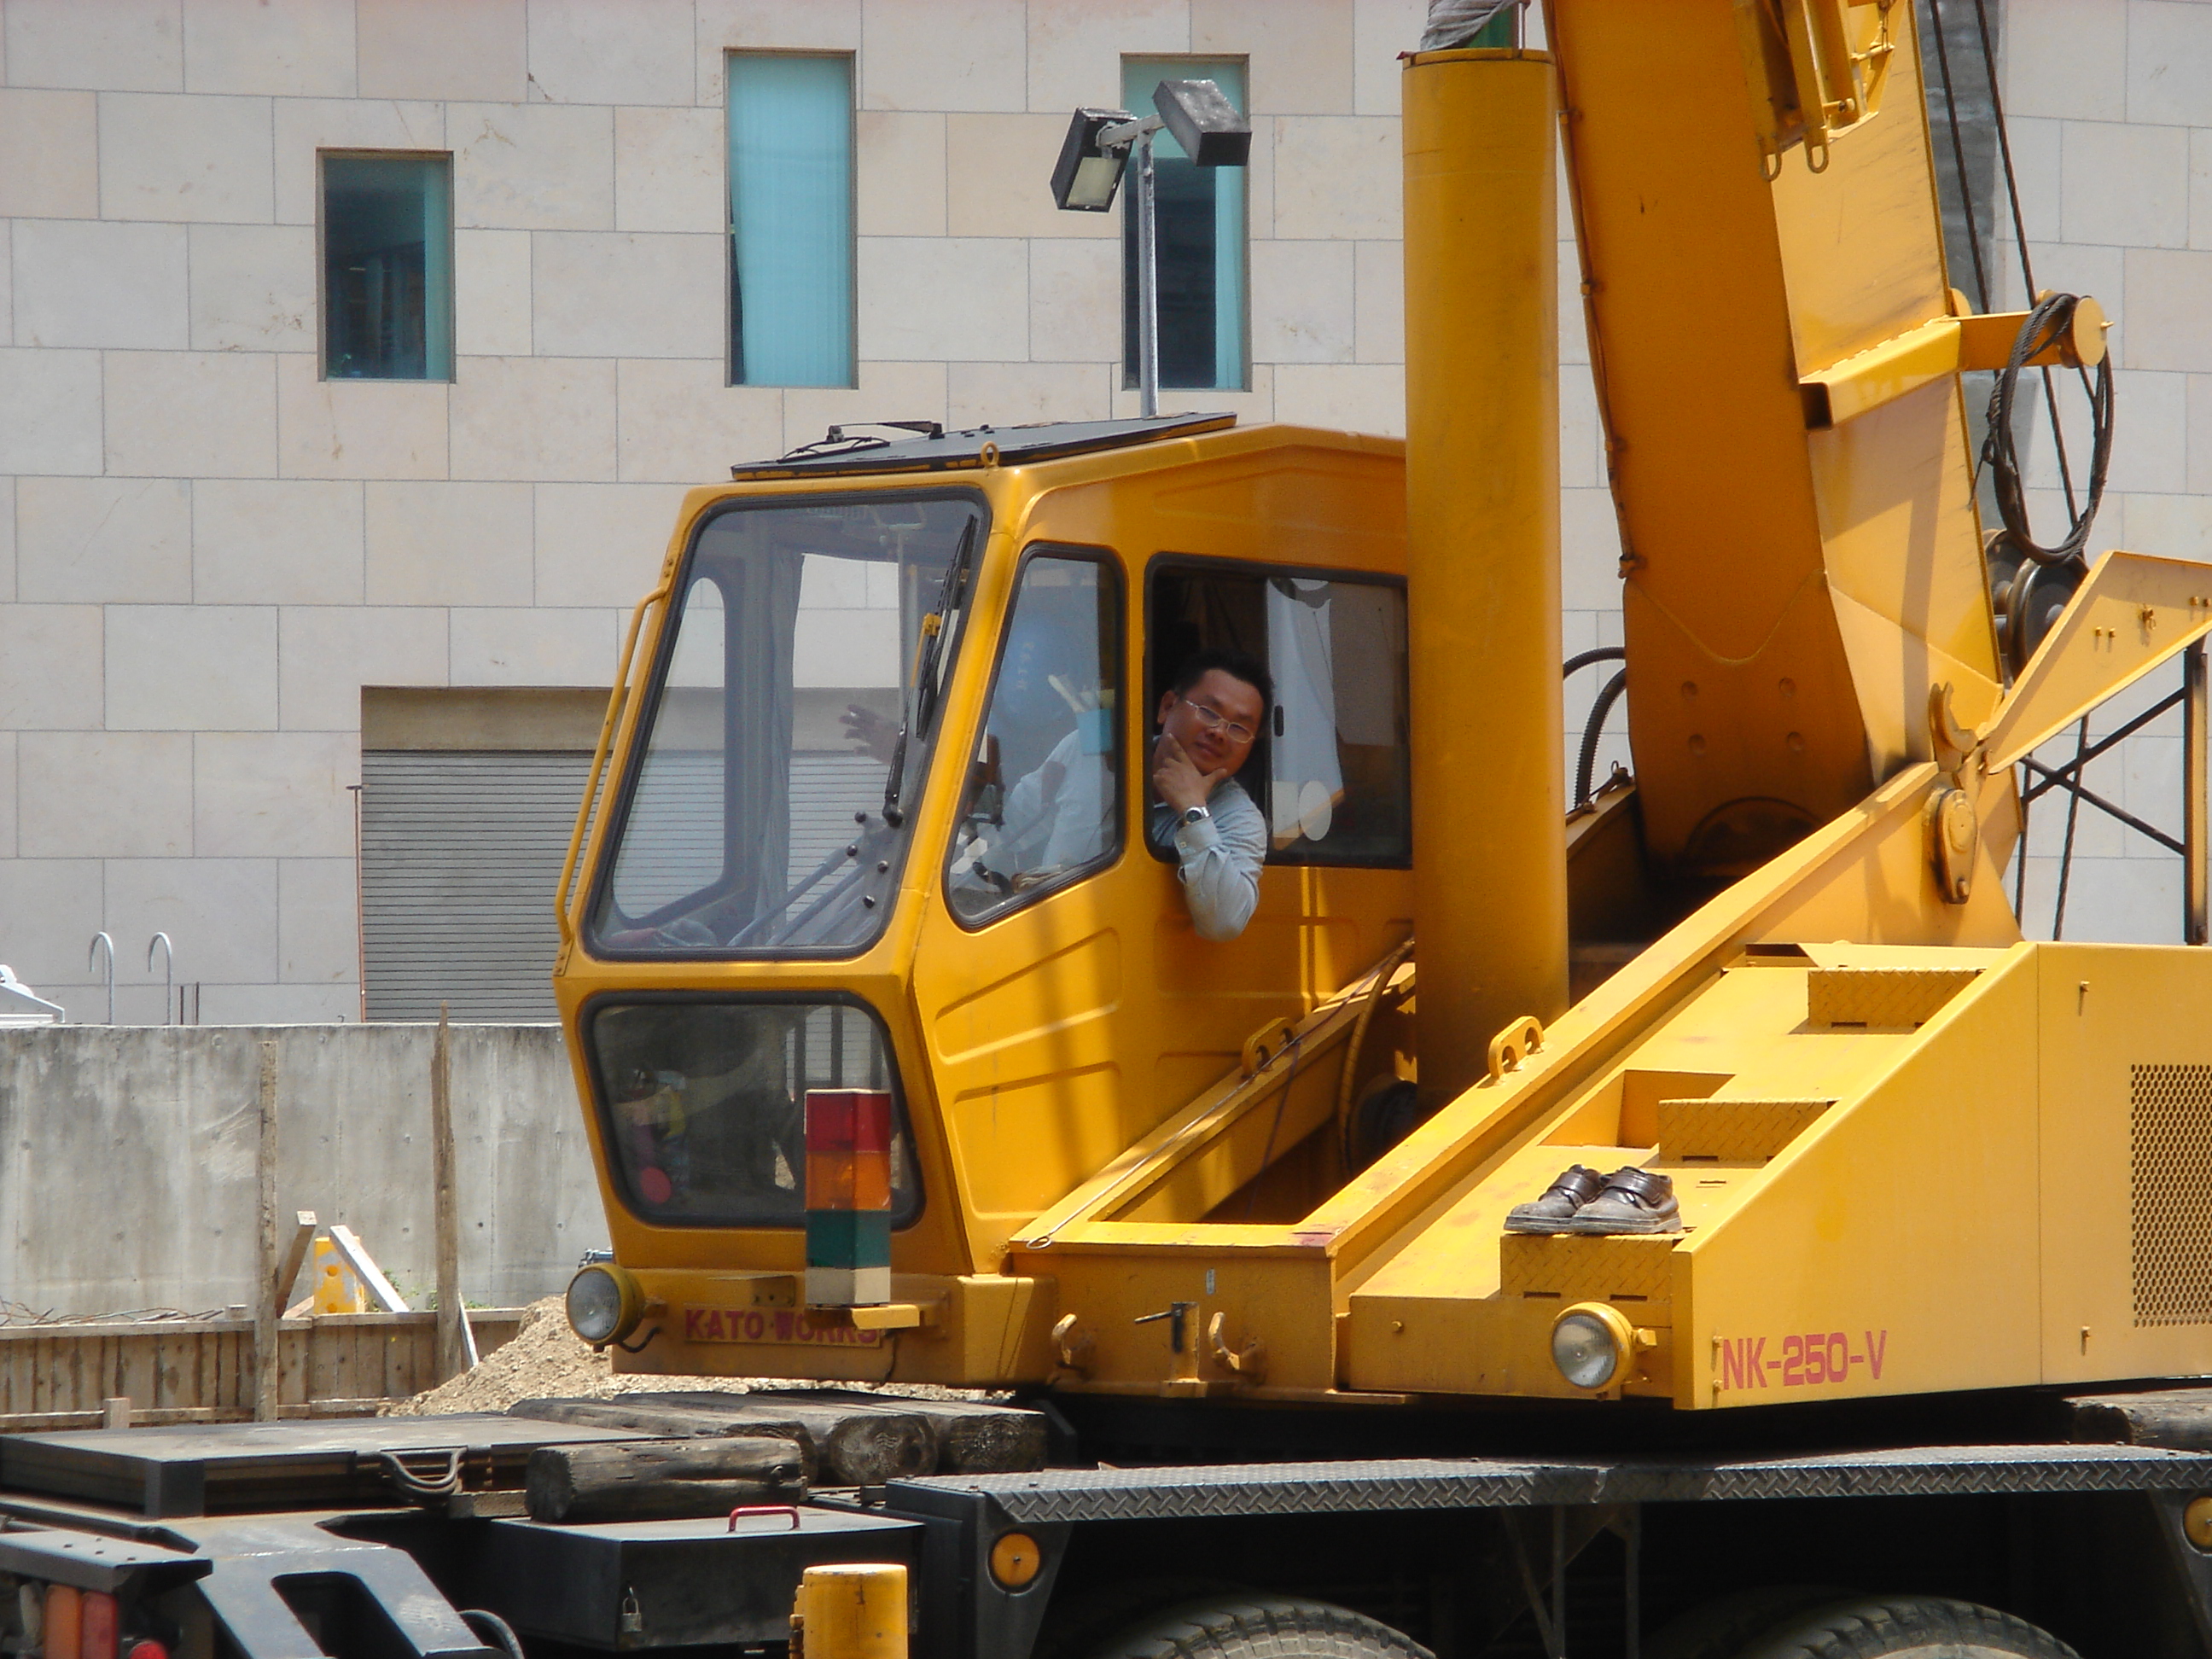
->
[1079, 1593, 1433, 1659]
[1035, 1579, 1246, 1659]
[1648, 1586, 1852, 1659]
[1735, 1596, 2080, 1659]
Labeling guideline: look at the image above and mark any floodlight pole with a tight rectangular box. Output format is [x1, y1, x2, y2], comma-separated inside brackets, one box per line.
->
[1132, 125, 1161, 417]
[1098, 114, 1167, 418]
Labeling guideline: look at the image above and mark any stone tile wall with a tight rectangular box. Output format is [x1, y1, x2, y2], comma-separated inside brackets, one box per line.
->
[0, 0, 1497, 1023]
[0, 0, 2200, 1022]
[2001, 0, 2211, 942]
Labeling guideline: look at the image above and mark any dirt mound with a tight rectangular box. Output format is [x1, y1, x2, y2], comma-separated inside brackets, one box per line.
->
[384, 1297, 625, 1415]
[385, 1296, 1009, 1415]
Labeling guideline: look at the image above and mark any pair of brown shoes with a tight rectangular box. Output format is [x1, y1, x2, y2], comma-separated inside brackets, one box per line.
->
[1504, 1164, 1680, 1235]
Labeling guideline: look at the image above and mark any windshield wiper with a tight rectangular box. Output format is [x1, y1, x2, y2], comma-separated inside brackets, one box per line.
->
[880, 515, 979, 826]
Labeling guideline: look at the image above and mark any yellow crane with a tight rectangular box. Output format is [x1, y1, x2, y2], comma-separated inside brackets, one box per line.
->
[17, 8, 2212, 1659]
[551, 0, 2210, 1422]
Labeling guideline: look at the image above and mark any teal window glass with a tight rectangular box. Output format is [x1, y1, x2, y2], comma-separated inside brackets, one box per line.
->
[321, 154, 452, 381]
[1121, 57, 1248, 392]
[729, 54, 856, 387]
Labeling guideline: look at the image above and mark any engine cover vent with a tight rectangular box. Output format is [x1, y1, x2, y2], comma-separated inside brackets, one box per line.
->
[2131, 1062, 2212, 1325]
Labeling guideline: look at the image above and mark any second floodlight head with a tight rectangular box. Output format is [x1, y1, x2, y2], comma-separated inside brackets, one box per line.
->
[1151, 78, 1251, 168]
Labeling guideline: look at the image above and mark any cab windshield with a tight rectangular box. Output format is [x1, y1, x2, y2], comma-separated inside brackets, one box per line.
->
[589, 492, 983, 957]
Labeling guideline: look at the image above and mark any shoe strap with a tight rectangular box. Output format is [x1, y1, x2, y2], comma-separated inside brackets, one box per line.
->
[1601, 1165, 1673, 1205]
[1547, 1164, 1607, 1202]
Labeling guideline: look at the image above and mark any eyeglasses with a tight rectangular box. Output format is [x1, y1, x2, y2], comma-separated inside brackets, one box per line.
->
[1180, 697, 1256, 745]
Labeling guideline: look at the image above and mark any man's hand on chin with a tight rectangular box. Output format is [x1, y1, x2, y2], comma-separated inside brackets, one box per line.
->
[1151, 732, 1227, 817]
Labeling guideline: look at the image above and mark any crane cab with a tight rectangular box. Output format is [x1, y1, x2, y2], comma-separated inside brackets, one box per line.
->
[552, 416, 1413, 1382]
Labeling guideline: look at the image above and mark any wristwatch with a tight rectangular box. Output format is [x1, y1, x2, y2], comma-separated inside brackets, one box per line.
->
[1179, 805, 1211, 827]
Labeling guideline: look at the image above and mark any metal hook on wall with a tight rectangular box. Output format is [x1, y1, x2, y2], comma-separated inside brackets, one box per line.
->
[148, 933, 174, 1026]
[87, 932, 114, 1026]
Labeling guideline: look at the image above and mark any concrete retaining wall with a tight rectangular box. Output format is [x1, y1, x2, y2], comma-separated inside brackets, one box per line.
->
[0, 1025, 605, 1314]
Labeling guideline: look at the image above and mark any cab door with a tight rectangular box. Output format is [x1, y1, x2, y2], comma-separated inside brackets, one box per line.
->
[911, 544, 1154, 1266]
[911, 545, 1417, 1268]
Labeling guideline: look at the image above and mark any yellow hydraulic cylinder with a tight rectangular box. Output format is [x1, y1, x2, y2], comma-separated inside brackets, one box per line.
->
[793, 1564, 909, 1659]
[1402, 49, 1565, 1103]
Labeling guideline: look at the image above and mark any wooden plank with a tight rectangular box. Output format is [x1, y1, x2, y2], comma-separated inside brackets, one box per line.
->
[279, 1398, 399, 1420]
[254, 1040, 280, 1423]
[327, 1225, 408, 1314]
[278, 1322, 308, 1409]
[433, 1004, 464, 1382]
[789, 1389, 1049, 1474]
[517, 1394, 943, 1485]
[2068, 1389, 2212, 1449]
[310, 1323, 337, 1406]
[392, 1322, 428, 1400]
[0, 1406, 242, 1432]
[0, 1310, 530, 1348]
[526, 1438, 807, 1523]
[0, 1312, 533, 1429]
[273, 1212, 318, 1314]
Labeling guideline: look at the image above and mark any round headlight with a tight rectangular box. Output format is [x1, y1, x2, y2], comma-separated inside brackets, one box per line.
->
[1551, 1302, 1632, 1391]
[566, 1264, 643, 1347]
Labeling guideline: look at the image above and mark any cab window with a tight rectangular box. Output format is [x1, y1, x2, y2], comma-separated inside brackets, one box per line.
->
[946, 549, 1124, 923]
[1150, 561, 1409, 866]
[587, 492, 982, 958]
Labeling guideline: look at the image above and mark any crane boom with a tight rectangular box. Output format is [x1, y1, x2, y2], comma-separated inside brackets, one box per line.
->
[1551, 0, 2001, 880]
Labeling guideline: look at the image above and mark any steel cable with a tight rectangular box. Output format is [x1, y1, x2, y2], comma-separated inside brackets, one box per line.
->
[1981, 291, 2113, 571]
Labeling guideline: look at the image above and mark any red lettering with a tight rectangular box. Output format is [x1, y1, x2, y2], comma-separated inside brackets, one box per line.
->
[1827, 1332, 1848, 1379]
[1865, 1329, 1886, 1380]
[684, 1308, 706, 1341]
[1781, 1334, 1804, 1386]
[1720, 1338, 1741, 1390]
[1743, 1336, 1767, 1385]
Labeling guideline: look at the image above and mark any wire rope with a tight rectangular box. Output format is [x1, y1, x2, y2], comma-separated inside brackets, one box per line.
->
[1924, 0, 1992, 312]
[1969, 0, 2080, 516]
[1981, 291, 2114, 570]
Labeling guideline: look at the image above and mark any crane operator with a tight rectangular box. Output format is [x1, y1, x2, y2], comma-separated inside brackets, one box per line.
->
[1148, 650, 1271, 942]
[855, 646, 1271, 942]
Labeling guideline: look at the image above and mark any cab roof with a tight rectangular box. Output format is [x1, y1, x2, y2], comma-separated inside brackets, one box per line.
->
[730, 413, 1236, 482]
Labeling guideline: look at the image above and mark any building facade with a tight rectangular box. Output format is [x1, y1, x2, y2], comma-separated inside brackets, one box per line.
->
[0, 0, 2201, 1022]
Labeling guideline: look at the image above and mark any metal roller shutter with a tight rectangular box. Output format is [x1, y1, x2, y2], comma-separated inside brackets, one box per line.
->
[361, 749, 591, 1022]
[361, 748, 886, 1021]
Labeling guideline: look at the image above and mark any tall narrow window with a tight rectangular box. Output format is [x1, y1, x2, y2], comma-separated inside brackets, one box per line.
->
[729, 54, 855, 387]
[1121, 57, 1248, 393]
[320, 154, 452, 381]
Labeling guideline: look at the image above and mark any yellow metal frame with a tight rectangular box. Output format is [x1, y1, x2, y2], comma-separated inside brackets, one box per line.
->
[544, 0, 2212, 1415]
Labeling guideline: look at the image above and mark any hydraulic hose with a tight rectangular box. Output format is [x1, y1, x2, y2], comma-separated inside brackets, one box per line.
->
[1335, 936, 1417, 1173]
[1574, 668, 1628, 810]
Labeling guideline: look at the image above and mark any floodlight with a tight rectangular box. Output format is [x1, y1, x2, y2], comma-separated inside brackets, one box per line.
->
[1152, 79, 1252, 167]
[1047, 81, 1251, 416]
[1051, 108, 1137, 212]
